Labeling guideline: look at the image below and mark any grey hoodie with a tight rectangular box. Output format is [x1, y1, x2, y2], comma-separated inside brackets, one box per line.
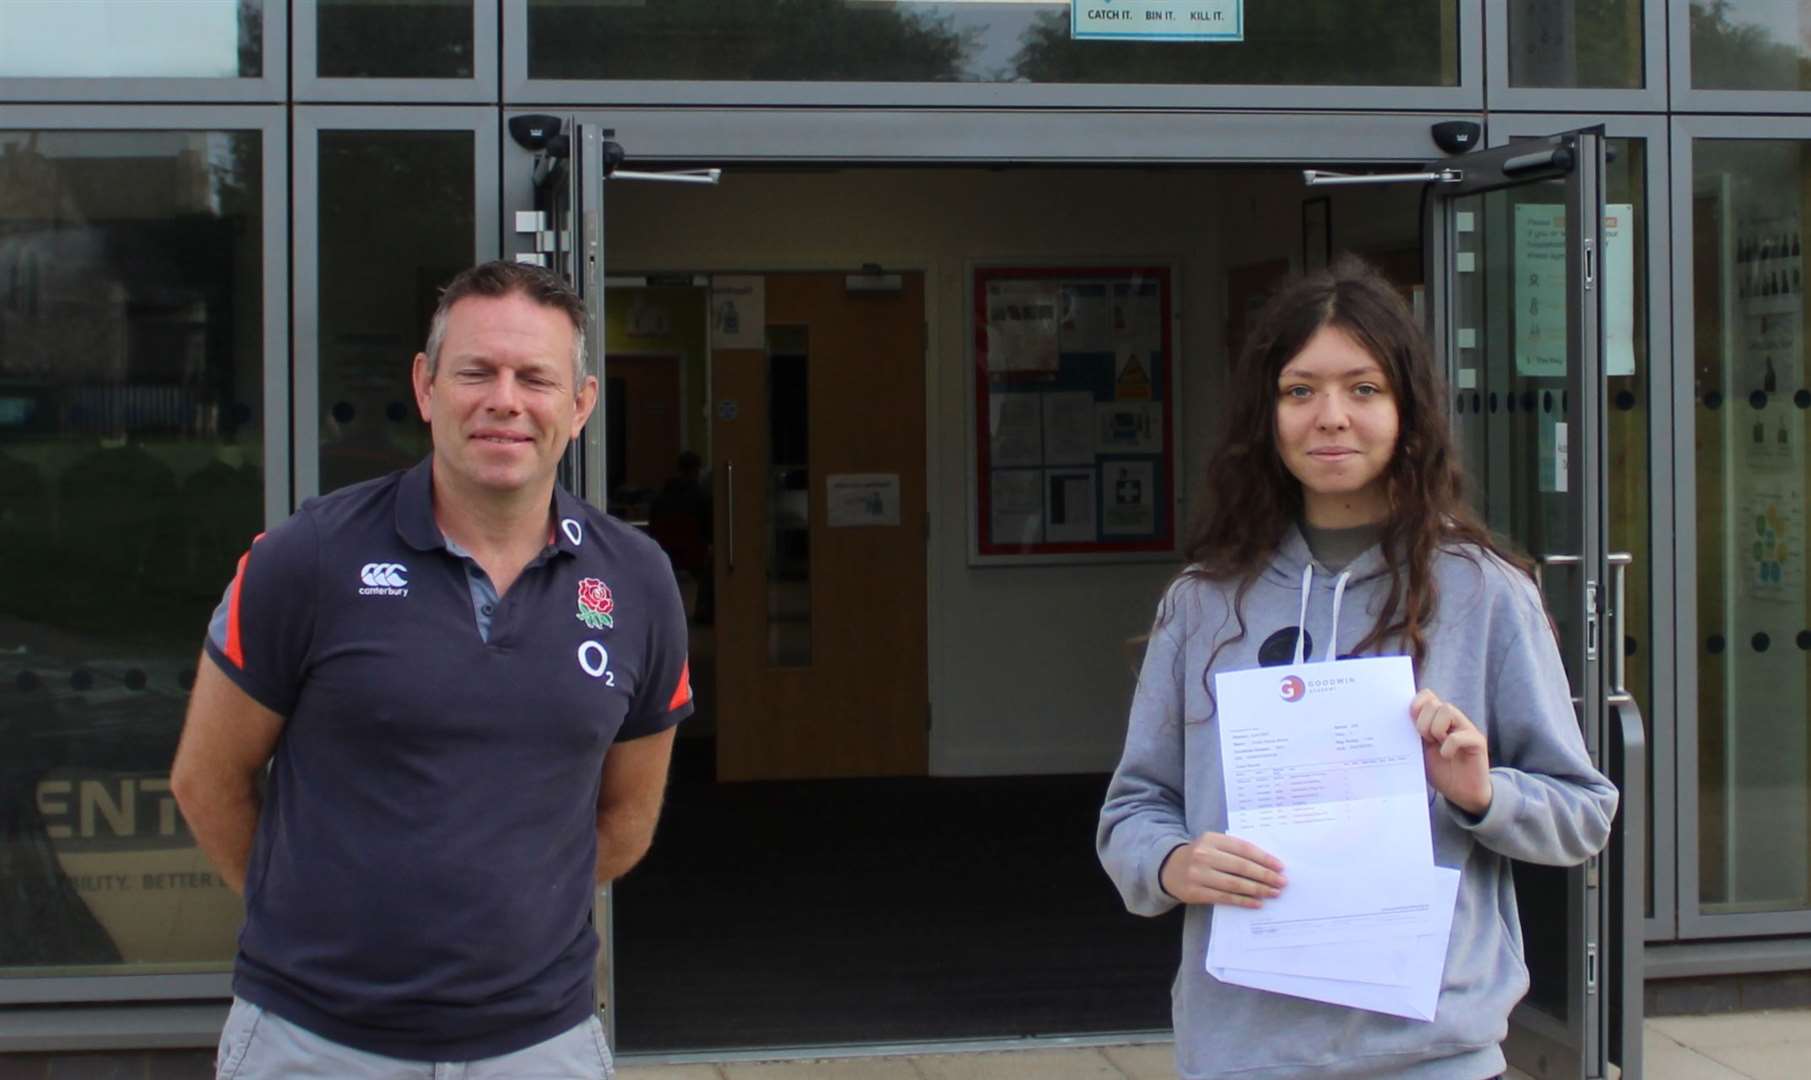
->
[1098, 526, 1618, 1080]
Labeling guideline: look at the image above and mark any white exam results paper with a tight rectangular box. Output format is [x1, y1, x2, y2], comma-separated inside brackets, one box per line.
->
[1218, 868, 1459, 1021]
[1203, 656, 1458, 1018]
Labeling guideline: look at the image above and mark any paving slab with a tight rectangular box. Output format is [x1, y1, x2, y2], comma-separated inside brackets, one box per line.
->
[720, 1058, 924, 1080]
[912, 1049, 1123, 1080]
[1648, 1006, 1811, 1050]
[616, 1067, 726, 1080]
[1698, 1041, 1811, 1080]
[1642, 1027, 1751, 1080]
[1097, 1043, 1176, 1079]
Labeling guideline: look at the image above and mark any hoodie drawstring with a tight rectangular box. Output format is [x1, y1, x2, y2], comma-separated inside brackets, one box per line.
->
[1293, 563, 1313, 665]
[1327, 571, 1350, 662]
[1293, 562, 1354, 665]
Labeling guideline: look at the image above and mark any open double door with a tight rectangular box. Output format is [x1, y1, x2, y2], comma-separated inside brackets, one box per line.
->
[1417, 129, 1646, 1080]
[521, 118, 1642, 1075]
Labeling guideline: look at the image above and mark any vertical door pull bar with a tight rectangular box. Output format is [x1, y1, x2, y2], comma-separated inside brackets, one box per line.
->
[1608, 553, 1633, 705]
[1585, 580, 1600, 661]
[725, 460, 736, 573]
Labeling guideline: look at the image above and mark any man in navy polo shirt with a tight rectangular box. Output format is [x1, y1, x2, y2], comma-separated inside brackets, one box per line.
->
[172, 261, 691, 1077]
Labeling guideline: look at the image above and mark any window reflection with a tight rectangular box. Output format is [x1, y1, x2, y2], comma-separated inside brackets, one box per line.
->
[1509, 0, 1643, 90]
[316, 131, 472, 494]
[318, 0, 473, 80]
[527, 0, 1458, 87]
[0, 130, 263, 971]
[1691, 0, 1811, 92]
[0, 1, 262, 79]
[1692, 139, 1811, 915]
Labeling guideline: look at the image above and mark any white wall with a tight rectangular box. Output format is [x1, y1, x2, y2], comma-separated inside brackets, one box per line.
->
[607, 167, 1418, 776]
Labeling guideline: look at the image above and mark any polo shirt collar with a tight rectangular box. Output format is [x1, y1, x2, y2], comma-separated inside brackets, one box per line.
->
[396, 457, 443, 552]
[396, 455, 585, 560]
[549, 480, 590, 558]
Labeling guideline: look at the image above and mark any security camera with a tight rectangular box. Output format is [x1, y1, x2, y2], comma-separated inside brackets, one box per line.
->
[509, 115, 563, 152]
[1430, 120, 1481, 156]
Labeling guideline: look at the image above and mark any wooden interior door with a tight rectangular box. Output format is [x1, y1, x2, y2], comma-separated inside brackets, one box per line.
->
[712, 273, 927, 781]
[606, 354, 682, 497]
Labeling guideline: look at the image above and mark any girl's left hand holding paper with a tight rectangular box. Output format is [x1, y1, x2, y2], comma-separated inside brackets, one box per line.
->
[1411, 688, 1493, 815]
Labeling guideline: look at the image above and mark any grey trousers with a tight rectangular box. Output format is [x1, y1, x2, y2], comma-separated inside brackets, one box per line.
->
[215, 998, 615, 1079]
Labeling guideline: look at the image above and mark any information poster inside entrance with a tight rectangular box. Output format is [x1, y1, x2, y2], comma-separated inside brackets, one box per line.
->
[970, 264, 1176, 563]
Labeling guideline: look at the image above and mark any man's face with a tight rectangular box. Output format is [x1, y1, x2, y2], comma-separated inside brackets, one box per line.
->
[411, 291, 597, 501]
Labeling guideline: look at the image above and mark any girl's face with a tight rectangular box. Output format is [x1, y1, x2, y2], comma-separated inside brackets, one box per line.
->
[1274, 323, 1400, 528]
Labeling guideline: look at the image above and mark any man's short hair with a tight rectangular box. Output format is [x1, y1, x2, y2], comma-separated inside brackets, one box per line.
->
[424, 261, 589, 385]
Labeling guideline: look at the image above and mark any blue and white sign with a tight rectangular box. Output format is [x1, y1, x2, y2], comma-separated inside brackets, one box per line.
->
[1072, 0, 1243, 42]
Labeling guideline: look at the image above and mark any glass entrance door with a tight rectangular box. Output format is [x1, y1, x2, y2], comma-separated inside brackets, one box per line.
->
[1426, 130, 1614, 1080]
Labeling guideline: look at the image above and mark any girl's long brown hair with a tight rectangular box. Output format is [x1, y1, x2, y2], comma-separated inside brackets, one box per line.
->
[1177, 254, 1531, 693]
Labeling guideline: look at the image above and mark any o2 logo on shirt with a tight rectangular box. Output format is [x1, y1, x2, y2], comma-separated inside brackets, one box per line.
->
[1279, 675, 1306, 703]
[577, 641, 616, 686]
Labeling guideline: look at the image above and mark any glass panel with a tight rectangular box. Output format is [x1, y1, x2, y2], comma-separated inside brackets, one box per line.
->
[319, 0, 474, 79]
[1508, 0, 1643, 89]
[1601, 139, 1655, 918]
[0, 128, 263, 973]
[1451, 175, 1583, 1016]
[1691, 139, 1811, 916]
[0, 1, 262, 79]
[1690, 0, 1811, 91]
[527, 0, 1458, 87]
[316, 130, 473, 494]
[615, 285, 715, 740]
[767, 327, 810, 667]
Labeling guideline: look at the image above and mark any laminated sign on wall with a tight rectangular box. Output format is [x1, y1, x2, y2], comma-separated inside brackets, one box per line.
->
[1072, 0, 1243, 42]
[710, 275, 765, 349]
[971, 265, 1176, 563]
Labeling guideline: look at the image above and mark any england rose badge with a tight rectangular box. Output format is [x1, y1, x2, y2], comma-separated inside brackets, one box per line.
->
[576, 577, 615, 630]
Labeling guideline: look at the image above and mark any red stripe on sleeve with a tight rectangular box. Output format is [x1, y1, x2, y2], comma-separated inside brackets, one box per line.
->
[666, 659, 692, 712]
[222, 533, 264, 670]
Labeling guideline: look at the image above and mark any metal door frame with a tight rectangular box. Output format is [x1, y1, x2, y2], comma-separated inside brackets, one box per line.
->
[1425, 129, 1615, 1080]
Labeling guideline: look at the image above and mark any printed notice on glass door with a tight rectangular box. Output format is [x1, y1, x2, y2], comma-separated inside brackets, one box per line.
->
[1514, 204, 1568, 378]
[1073, 1, 1243, 42]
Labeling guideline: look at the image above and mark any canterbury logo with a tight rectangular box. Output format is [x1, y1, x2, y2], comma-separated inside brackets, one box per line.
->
[361, 563, 408, 588]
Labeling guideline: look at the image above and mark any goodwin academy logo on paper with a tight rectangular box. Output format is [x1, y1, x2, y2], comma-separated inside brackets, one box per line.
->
[1279, 675, 1305, 702]
[576, 577, 615, 630]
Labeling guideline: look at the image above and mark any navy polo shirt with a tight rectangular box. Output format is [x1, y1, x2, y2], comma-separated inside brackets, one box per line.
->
[203, 457, 691, 1060]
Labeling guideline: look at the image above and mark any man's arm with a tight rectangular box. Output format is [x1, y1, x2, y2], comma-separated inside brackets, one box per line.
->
[595, 725, 677, 884]
[170, 651, 285, 895]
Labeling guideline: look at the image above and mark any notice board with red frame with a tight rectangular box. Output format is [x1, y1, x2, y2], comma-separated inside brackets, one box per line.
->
[969, 264, 1177, 564]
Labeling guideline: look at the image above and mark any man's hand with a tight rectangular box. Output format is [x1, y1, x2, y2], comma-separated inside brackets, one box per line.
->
[170, 652, 285, 894]
[1159, 832, 1286, 908]
[1411, 688, 1493, 816]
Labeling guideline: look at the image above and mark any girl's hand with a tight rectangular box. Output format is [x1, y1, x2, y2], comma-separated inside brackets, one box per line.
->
[1160, 833, 1286, 908]
[1411, 689, 1493, 815]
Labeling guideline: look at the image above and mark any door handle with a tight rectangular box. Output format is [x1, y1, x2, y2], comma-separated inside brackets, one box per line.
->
[1608, 552, 1633, 705]
[1534, 552, 1636, 705]
[724, 460, 735, 574]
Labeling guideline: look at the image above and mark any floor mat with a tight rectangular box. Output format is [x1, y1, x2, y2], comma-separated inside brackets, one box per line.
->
[611, 768, 1179, 1051]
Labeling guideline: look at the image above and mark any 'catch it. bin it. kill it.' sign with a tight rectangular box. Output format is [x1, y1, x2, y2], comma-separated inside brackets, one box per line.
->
[1073, 0, 1243, 42]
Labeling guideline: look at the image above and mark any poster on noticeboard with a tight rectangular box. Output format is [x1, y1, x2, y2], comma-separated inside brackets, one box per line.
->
[970, 265, 1177, 564]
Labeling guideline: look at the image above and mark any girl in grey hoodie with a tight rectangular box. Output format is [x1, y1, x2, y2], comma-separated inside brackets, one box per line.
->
[1098, 255, 1618, 1080]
